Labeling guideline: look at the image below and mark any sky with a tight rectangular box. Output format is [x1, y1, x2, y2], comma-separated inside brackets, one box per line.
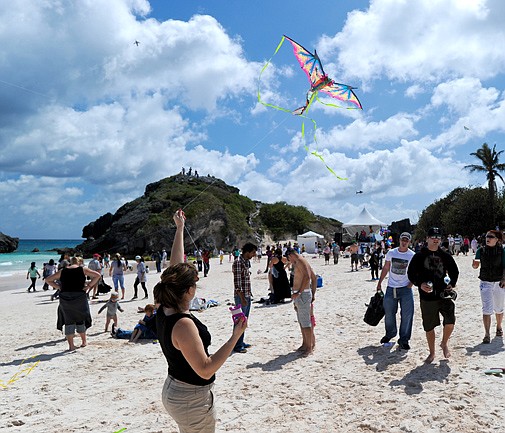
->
[1, 0, 505, 239]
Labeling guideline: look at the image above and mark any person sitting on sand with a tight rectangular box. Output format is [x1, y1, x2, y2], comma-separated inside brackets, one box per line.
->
[407, 227, 459, 363]
[98, 291, 124, 332]
[45, 257, 101, 351]
[129, 304, 157, 342]
[111, 304, 157, 342]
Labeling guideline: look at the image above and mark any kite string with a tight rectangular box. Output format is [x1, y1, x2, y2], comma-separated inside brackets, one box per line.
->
[180, 110, 291, 252]
[0, 355, 41, 389]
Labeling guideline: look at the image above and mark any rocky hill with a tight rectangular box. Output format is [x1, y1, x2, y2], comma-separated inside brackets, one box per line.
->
[76, 174, 341, 257]
[0, 232, 19, 253]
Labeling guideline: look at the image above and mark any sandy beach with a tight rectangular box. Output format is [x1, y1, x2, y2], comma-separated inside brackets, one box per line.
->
[1, 253, 504, 432]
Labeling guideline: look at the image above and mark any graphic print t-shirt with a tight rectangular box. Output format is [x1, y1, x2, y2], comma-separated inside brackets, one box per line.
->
[385, 248, 415, 287]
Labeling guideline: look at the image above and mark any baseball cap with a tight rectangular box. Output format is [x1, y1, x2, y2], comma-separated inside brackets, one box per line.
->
[400, 232, 412, 240]
[135, 255, 141, 260]
[427, 227, 442, 237]
[93, 253, 101, 258]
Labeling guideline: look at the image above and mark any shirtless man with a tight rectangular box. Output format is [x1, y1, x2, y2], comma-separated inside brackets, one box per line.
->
[349, 242, 359, 272]
[286, 250, 316, 355]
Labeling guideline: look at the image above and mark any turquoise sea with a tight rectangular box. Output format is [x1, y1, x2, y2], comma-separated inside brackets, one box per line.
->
[0, 239, 81, 277]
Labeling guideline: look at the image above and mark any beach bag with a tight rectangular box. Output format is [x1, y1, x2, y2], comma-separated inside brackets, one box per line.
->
[97, 277, 112, 294]
[316, 275, 323, 288]
[363, 291, 385, 326]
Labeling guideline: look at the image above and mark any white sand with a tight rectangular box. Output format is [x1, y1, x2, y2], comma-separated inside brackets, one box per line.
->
[0, 254, 504, 432]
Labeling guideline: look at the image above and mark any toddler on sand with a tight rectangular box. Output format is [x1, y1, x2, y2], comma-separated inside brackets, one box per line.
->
[98, 292, 124, 332]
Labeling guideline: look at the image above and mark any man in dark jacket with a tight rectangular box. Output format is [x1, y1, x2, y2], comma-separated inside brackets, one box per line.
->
[407, 227, 459, 363]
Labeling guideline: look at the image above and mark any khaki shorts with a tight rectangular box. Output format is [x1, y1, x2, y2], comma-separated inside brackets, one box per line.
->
[294, 291, 312, 328]
[162, 375, 216, 433]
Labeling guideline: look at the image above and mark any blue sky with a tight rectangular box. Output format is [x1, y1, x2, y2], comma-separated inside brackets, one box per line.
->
[1, 0, 505, 239]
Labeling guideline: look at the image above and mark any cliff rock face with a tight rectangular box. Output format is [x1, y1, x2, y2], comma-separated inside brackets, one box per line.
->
[0, 232, 19, 253]
[76, 175, 341, 257]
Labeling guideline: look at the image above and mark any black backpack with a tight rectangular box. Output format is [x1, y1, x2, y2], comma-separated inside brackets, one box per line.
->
[363, 291, 385, 326]
[97, 277, 112, 294]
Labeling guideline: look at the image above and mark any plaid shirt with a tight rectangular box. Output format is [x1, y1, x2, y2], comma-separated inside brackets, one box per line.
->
[232, 255, 252, 297]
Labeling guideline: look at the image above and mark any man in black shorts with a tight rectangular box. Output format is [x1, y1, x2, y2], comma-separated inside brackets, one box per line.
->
[349, 242, 359, 272]
[407, 227, 459, 363]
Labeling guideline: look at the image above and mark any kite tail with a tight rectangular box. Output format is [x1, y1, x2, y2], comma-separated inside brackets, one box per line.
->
[257, 36, 292, 114]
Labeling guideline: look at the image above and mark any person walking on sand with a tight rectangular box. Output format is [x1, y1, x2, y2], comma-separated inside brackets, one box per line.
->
[98, 291, 124, 332]
[472, 229, 505, 343]
[376, 232, 415, 350]
[154, 209, 246, 432]
[133, 256, 148, 299]
[26, 262, 41, 292]
[109, 253, 127, 299]
[408, 227, 459, 363]
[232, 242, 257, 353]
[286, 250, 317, 355]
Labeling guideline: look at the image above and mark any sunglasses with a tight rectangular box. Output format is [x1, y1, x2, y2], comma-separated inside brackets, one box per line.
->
[430, 235, 442, 239]
[486, 235, 497, 239]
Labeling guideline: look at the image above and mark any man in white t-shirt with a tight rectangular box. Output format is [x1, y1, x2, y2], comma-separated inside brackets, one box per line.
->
[376, 232, 415, 350]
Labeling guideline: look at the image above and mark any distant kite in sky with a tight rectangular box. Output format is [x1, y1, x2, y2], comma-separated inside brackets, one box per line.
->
[464, 126, 470, 130]
[356, 190, 363, 194]
[258, 35, 363, 180]
[134, 40, 140, 46]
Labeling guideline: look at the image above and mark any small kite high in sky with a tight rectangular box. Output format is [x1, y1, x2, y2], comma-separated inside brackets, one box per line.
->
[258, 35, 363, 180]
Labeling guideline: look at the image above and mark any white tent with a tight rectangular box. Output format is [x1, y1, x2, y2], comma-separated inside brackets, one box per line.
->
[296, 231, 325, 253]
[342, 207, 387, 241]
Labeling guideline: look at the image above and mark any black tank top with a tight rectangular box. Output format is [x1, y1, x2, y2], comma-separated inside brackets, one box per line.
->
[59, 267, 86, 292]
[157, 311, 215, 386]
[479, 246, 504, 282]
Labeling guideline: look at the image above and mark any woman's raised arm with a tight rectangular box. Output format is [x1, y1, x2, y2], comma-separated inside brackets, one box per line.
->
[170, 209, 186, 266]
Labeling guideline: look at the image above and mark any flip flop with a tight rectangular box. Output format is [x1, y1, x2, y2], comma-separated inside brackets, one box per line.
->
[484, 368, 505, 376]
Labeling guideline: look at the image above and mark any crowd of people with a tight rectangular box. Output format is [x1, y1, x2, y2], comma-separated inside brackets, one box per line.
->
[23, 215, 505, 433]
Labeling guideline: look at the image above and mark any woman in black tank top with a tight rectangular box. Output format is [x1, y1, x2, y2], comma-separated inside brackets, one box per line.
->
[45, 256, 101, 351]
[153, 209, 247, 432]
[472, 230, 505, 343]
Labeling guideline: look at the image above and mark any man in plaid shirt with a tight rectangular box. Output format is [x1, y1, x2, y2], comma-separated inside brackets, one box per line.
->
[232, 242, 257, 353]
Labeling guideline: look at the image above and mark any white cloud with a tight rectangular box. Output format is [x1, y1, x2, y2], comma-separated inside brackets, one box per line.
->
[320, 0, 505, 83]
[405, 85, 424, 98]
[313, 113, 419, 150]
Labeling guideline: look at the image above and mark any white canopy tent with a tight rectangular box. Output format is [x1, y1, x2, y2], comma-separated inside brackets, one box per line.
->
[296, 231, 325, 253]
[342, 207, 387, 241]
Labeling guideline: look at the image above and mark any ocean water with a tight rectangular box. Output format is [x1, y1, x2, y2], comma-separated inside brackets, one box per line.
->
[0, 239, 81, 277]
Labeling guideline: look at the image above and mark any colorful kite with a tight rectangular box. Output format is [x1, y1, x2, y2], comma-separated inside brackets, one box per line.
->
[284, 35, 362, 114]
[258, 35, 363, 179]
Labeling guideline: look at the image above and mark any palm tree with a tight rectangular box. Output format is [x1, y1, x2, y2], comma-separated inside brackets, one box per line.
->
[465, 143, 505, 220]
